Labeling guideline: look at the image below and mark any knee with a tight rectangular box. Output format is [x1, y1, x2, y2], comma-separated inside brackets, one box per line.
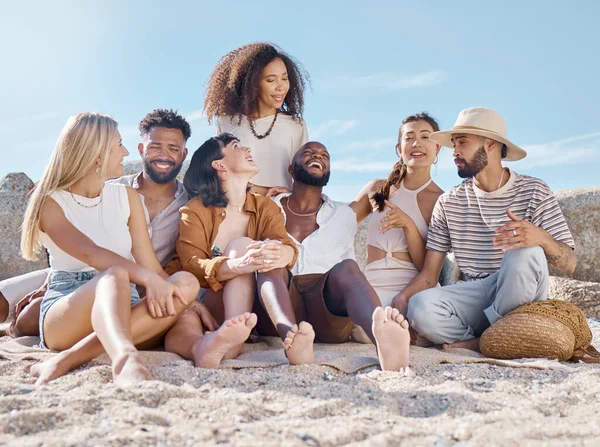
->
[329, 259, 362, 287]
[170, 271, 201, 305]
[15, 297, 42, 336]
[503, 246, 545, 269]
[102, 266, 130, 285]
[224, 237, 254, 257]
[333, 259, 361, 276]
[406, 290, 439, 335]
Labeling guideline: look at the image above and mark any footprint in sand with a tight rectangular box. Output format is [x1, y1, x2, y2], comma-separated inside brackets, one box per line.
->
[372, 306, 410, 372]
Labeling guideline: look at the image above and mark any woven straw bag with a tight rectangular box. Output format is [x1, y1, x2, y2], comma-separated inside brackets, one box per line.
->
[480, 300, 600, 363]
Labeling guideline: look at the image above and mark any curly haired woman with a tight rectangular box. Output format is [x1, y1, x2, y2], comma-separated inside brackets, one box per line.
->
[204, 42, 309, 196]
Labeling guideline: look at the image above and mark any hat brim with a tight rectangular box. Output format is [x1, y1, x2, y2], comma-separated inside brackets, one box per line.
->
[430, 129, 527, 161]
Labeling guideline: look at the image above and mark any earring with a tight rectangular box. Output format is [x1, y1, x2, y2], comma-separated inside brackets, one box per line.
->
[434, 155, 439, 165]
[96, 166, 101, 174]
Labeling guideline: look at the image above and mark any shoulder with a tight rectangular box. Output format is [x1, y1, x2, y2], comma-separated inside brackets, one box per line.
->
[513, 172, 552, 194]
[438, 179, 471, 203]
[278, 114, 305, 129]
[331, 201, 357, 222]
[180, 196, 211, 217]
[363, 178, 386, 194]
[420, 181, 444, 207]
[254, 193, 283, 215]
[107, 173, 138, 187]
[217, 115, 240, 132]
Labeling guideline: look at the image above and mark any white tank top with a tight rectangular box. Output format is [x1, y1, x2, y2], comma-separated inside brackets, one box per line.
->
[40, 183, 134, 272]
[367, 179, 431, 255]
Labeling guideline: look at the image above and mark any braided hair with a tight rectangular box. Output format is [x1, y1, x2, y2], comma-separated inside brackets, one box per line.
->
[372, 112, 440, 211]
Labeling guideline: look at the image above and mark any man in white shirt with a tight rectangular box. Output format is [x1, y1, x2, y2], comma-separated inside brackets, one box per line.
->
[266, 142, 410, 372]
[1, 109, 215, 337]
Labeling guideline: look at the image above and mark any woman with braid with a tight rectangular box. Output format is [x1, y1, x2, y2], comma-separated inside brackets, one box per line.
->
[351, 113, 443, 309]
[204, 42, 309, 197]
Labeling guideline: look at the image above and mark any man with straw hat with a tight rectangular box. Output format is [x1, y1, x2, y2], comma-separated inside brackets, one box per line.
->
[393, 107, 576, 351]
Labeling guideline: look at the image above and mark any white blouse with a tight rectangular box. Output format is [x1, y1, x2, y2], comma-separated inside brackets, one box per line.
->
[218, 114, 308, 190]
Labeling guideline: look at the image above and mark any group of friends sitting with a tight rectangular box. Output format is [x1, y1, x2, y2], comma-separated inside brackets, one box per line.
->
[0, 43, 576, 387]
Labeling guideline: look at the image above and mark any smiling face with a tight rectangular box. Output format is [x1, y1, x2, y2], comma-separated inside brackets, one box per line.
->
[139, 127, 188, 184]
[398, 120, 440, 168]
[217, 139, 259, 176]
[257, 57, 290, 113]
[290, 142, 331, 187]
[104, 130, 129, 179]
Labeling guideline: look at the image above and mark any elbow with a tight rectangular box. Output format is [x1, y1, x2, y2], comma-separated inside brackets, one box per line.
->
[566, 258, 577, 276]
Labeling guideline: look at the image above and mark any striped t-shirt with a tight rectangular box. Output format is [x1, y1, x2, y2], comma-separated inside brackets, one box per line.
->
[426, 169, 574, 280]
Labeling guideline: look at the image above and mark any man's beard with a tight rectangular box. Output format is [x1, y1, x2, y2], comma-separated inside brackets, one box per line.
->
[292, 161, 330, 187]
[456, 146, 488, 178]
[144, 159, 183, 184]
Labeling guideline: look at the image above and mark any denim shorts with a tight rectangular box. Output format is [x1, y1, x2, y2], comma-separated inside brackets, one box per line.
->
[39, 270, 141, 349]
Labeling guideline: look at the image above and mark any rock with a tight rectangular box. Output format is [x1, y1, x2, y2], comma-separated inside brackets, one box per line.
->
[549, 276, 600, 318]
[353, 219, 368, 272]
[0, 173, 49, 280]
[553, 187, 600, 283]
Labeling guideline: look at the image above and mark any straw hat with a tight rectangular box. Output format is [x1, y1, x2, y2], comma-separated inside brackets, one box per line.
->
[430, 107, 527, 161]
[480, 300, 600, 362]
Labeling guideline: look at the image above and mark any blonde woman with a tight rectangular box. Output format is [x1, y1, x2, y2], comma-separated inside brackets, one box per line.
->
[22, 112, 200, 385]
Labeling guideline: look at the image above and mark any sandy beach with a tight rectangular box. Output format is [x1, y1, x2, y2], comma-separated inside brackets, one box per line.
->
[1, 320, 599, 446]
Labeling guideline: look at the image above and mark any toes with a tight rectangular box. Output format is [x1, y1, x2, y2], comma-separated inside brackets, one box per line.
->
[283, 337, 293, 350]
[394, 312, 405, 324]
[391, 308, 400, 320]
[372, 307, 385, 324]
[298, 321, 313, 335]
[290, 324, 299, 334]
[246, 313, 258, 328]
[400, 319, 409, 329]
[384, 306, 394, 321]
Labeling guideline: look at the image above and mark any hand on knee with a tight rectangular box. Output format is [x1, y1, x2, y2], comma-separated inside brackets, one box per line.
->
[169, 272, 200, 306]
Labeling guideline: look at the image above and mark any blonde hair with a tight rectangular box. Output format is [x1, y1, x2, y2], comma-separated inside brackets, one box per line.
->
[20, 112, 119, 260]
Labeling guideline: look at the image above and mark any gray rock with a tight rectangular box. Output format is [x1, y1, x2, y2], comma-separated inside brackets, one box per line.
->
[0, 173, 49, 280]
[549, 276, 600, 318]
[554, 187, 600, 283]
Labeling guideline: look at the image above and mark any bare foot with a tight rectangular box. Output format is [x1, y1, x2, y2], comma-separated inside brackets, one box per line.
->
[112, 351, 152, 386]
[442, 337, 481, 352]
[31, 353, 73, 385]
[193, 313, 258, 369]
[372, 306, 410, 372]
[284, 321, 315, 365]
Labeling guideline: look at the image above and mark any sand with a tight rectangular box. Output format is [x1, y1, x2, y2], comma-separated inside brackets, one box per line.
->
[1, 324, 599, 446]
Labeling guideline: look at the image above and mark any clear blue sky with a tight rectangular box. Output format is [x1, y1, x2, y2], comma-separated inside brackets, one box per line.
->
[1, 1, 599, 201]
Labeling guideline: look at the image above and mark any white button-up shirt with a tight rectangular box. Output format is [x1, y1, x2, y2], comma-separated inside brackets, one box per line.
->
[273, 193, 357, 275]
